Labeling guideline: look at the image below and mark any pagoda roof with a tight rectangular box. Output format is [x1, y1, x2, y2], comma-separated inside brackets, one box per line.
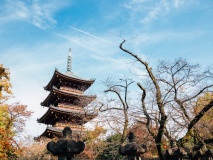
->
[44, 69, 95, 91]
[36, 126, 83, 139]
[38, 106, 98, 125]
[41, 86, 96, 107]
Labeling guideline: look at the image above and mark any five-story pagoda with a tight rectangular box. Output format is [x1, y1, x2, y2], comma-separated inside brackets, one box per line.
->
[37, 49, 97, 140]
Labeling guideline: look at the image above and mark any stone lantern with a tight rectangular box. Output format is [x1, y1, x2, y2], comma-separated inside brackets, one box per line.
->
[164, 140, 213, 159]
[164, 140, 188, 160]
[47, 127, 85, 160]
[119, 132, 147, 160]
[194, 147, 213, 160]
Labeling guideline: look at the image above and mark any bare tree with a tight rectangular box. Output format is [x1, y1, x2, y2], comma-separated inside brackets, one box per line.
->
[119, 40, 167, 159]
[119, 40, 213, 159]
[99, 78, 134, 145]
[156, 59, 213, 147]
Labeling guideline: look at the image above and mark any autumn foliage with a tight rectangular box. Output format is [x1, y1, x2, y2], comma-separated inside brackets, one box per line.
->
[0, 64, 32, 159]
[0, 64, 12, 103]
[77, 126, 107, 160]
[130, 122, 157, 156]
[0, 105, 14, 158]
[194, 93, 213, 141]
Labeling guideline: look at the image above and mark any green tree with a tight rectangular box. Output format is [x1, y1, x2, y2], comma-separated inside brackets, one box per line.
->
[97, 133, 124, 160]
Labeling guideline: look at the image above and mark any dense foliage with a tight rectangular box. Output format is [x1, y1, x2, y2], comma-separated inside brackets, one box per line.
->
[97, 133, 124, 160]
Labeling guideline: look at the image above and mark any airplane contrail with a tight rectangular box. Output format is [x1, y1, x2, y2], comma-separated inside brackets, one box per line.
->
[69, 26, 116, 46]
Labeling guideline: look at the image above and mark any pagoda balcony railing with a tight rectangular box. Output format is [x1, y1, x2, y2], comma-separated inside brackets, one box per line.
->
[46, 126, 62, 132]
[60, 86, 83, 94]
[54, 123, 85, 130]
[49, 105, 97, 117]
[58, 103, 84, 111]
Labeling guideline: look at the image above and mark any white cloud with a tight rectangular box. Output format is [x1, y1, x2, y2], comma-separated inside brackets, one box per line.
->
[54, 29, 121, 58]
[31, 1, 58, 29]
[1, 0, 70, 29]
[142, 0, 170, 24]
[0, 0, 28, 22]
[123, 0, 197, 25]
[91, 54, 147, 79]
[173, 0, 188, 8]
[70, 26, 117, 46]
[129, 29, 205, 47]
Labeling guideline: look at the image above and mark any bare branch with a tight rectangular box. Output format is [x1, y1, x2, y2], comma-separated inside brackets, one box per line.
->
[137, 82, 156, 139]
[188, 100, 213, 131]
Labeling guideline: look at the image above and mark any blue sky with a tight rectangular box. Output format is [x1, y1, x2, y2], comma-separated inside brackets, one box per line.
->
[0, 0, 213, 138]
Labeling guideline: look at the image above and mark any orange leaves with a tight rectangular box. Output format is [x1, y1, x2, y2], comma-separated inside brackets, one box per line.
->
[8, 103, 33, 133]
[0, 105, 14, 159]
[0, 104, 30, 159]
[0, 64, 12, 103]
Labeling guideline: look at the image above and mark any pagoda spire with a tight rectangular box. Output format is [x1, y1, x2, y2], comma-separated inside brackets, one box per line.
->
[67, 48, 72, 73]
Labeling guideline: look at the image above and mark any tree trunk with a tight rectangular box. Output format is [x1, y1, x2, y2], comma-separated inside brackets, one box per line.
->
[156, 142, 164, 160]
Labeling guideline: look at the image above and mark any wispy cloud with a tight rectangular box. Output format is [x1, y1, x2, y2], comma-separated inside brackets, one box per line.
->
[30, 1, 57, 29]
[129, 29, 206, 47]
[1, 0, 70, 29]
[54, 29, 121, 60]
[91, 54, 147, 79]
[55, 32, 102, 53]
[173, 0, 192, 9]
[142, 0, 169, 24]
[0, 0, 28, 22]
[69, 26, 116, 46]
[123, 0, 197, 25]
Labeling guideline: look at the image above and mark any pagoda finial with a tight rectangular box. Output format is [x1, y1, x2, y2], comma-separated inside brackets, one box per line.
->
[67, 48, 72, 73]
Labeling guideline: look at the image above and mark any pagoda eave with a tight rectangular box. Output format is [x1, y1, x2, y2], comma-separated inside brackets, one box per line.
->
[41, 87, 96, 107]
[44, 69, 95, 91]
[38, 106, 98, 125]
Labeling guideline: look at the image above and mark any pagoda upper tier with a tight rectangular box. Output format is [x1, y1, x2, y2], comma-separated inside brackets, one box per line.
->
[41, 86, 96, 107]
[44, 69, 95, 92]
